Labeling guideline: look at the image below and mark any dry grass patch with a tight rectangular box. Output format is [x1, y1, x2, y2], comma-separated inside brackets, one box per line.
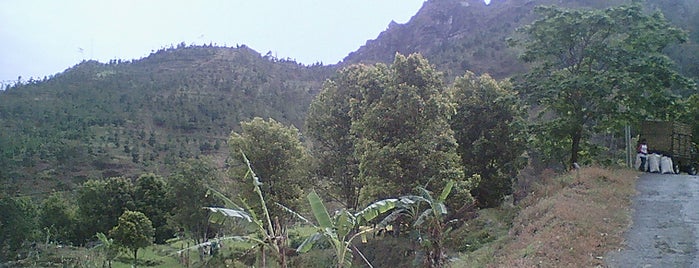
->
[490, 167, 637, 267]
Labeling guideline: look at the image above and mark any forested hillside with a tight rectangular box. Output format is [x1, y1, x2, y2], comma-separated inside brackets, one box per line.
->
[0, 45, 333, 195]
[2, 0, 697, 195]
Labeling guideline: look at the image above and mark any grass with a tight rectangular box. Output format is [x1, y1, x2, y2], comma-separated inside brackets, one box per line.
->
[472, 166, 638, 267]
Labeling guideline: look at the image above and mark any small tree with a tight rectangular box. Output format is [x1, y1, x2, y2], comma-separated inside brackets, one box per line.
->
[109, 210, 154, 267]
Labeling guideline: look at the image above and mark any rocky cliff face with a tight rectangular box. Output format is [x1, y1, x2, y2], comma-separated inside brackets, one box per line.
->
[342, 0, 695, 80]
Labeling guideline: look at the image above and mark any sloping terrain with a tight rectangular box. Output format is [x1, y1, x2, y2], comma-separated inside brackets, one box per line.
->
[343, 0, 698, 80]
[0, 46, 333, 194]
[1, 0, 697, 195]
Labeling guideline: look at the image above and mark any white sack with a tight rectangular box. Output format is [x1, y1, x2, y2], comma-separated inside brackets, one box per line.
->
[648, 154, 661, 173]
[661, 156, 675, 174]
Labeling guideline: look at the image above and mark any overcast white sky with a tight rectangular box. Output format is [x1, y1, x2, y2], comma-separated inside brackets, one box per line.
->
[0, 0, 490, 85]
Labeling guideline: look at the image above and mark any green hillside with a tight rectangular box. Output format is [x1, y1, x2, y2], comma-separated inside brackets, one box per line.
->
[0, 45, 333, 195]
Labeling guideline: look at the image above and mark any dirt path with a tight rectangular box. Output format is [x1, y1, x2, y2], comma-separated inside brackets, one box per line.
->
[606, 173, 699, 267]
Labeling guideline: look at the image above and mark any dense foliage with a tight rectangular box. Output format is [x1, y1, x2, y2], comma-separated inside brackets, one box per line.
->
[228, 117, 310, 224]
[448, 72, 527, 207]
[509, 3, 695, 167]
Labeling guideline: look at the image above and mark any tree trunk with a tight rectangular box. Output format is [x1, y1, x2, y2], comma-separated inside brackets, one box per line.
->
[133, 248, 138, 268]
[260, 245, 266, 268]
[570, 128, 582, 168]
[274, 216, 287, 268]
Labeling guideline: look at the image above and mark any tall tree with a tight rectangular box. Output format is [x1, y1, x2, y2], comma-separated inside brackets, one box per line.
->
[168, 158, 219, 244]
[351, 54, 468, 207]
[228, 117, 310, 223]
[509, 3, 694, 167]
[76, 177, 135, 243]
[305, 64, 387, 210]
[109, 210, 154, 267]
[448, 72, 527, 207]
[0, 195, 37, 260]
[133, 173, 174, 243]
[39, 192, 78, 244]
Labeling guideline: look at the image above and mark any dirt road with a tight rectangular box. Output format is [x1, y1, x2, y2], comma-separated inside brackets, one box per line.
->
[606, 173, 699, 267]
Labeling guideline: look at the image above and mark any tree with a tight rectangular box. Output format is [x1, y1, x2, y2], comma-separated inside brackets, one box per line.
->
[109, 210, 154, 267]
[134, 173, 174, 243]
[39, 192, 77, 244]
[448, 72, 527, 207]
[76, 177, 135, 243]
[305, 64, 384, 210]
[228, 117, 310, 224]
[0, 195, 37, 260]
[168, 158, 220, 245]
[509, 3, 694, 167]
[351, 54, 467, 207]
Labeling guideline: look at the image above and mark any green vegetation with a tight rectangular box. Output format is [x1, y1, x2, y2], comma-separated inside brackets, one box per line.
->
[110, 210, 155, 267]
[1, 1, 698, 267]
[509, 3, 694, 168]
[449, 72, 527, 207]
[228, 117, 310, 224]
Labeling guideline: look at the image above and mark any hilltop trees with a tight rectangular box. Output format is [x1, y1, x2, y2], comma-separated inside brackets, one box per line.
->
[509, 3, 694, 167]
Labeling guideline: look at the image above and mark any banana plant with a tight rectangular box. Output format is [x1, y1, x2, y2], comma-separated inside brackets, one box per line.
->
[181, 152, 288, 268]
[284, 190, 416, 268]
[94, 232, 120, 268]
[374, 180, 456, 268]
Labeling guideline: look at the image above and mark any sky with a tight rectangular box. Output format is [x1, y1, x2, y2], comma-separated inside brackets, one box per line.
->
[0, 0, 436, 85]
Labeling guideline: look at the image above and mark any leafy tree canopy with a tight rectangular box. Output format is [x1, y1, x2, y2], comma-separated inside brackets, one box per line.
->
[448, 71, 527, 207]
[349, 54, 468, 207]
[109, 210, 154, 266]
[509, 3, 695, 166]
[228, 117, 310, 223]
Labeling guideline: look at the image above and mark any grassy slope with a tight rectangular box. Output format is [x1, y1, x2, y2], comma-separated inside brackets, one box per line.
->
[456, 167, 638, 267]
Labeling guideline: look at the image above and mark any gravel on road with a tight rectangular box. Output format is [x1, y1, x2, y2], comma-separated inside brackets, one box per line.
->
[607, 173, 699, 267]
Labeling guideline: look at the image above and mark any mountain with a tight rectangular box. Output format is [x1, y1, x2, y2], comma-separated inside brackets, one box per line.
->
[1, 0, 697, 195]
[0, 45, 333, 194]
[343, 0, 699, 80]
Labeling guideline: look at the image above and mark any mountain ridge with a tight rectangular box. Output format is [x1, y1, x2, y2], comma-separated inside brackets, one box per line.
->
[1, 0, 697, 195]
